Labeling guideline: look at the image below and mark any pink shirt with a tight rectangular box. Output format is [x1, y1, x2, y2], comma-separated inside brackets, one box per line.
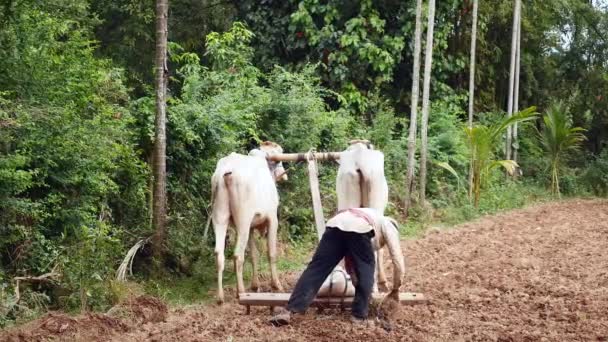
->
[325, 208, 382, 234]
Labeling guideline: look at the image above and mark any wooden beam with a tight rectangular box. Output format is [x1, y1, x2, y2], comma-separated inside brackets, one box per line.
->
[307, 158, 326, 239]
[267, 152, 341, 163]
[239, 292, 426, 308]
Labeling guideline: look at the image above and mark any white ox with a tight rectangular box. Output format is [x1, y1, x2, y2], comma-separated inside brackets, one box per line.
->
[336, 141, 390, 292]
[211, 141, 288, 303]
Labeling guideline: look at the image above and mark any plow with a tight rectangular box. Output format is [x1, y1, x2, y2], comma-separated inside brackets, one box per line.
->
[235, 147, 427, 315]
[239, 292, 427, 314]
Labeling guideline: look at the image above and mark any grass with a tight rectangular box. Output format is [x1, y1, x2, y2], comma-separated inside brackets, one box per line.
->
[398, 180, 555, 238]
[142, 236, 315, 306]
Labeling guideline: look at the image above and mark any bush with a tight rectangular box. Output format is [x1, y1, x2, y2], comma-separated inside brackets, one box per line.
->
[0, 1, 149, 319]
[583, 149, 608, 196]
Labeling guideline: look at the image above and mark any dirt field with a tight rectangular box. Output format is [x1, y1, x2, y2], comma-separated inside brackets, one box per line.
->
[3, 199, 608, 341]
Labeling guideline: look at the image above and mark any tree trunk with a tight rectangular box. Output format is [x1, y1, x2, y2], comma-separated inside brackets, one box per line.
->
[468, 0, 479, 127]
[419, 0, 436, 205]
[506, 0, 521, 160]
[152, 0, 169, 260]
[404, 0, 424, 216]
[468, 0, 479, 199]
[512, 9, 522, 165]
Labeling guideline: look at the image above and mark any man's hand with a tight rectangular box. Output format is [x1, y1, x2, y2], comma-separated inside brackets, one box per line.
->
[387, 289, 399, 301]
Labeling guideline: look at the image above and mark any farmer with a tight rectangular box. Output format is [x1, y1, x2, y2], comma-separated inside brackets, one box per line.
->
[269, 208, 405, 326]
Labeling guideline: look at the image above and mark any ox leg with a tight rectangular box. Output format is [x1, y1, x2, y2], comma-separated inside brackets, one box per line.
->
[213, 222, 228, 304]
[248, 231, 260, 291]
[267, 215, 283, 292]
[373, 250, 380, 294]
[212, 183, 231, 304]
[233, 219, 252, 298]
[377, 247, 389, 292]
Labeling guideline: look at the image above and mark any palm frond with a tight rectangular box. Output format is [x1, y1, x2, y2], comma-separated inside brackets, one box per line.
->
[490, 106, 538, 140]
[486, 160, 519, 175]
[435, 161, 460, 180]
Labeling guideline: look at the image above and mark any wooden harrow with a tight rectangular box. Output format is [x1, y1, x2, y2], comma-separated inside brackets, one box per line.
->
[239, 292, 427, 314]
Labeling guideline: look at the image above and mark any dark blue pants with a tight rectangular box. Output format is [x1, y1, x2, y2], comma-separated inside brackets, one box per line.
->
[286, 227, 375, 319]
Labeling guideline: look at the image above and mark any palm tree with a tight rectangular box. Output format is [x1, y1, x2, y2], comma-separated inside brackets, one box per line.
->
[506, 0, 521, 160]
[512, 8, 522, 165]
[467, 0, 479, 198]
[419, 0, 436, 205]
[465, 107, 537, 207]
[468, 0, 479, 128]
[152, 0, 169, 259]
[404, 0, 424, 216]
[538, 103, 587, 197]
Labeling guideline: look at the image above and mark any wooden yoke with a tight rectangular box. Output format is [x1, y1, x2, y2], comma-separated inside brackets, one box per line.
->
[266, 152, 341, 163]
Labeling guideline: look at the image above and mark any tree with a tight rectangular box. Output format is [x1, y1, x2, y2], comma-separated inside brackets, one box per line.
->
[419, 0, 437, 205]
[468, 0, 479, 128]
[467, 0, 479, 198]
[506, 0, 521, 160]
[152, 0, 169, 259]
[289, 1, 405, 116]
[466, 107, 538, 207]
[512, 9, 522, 165]
[538, 103, 587, 197]
[404, 0, 424, 216]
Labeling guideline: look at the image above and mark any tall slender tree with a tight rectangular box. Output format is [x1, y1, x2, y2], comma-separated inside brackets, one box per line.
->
[404, 0, 424, 216]
[513, 10, 522, 165]
[468, 0, 479, 128]
[419, 0, 436, 205]
[506, 0, 521, 160]
[152, 0, 169, 259]
[468, 0, 479, 198]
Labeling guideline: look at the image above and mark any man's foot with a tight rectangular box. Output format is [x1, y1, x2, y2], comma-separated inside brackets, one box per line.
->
[269, 307, 291, 326]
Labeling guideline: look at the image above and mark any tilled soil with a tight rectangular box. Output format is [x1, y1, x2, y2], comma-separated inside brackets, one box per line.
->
[3, 199, 608, 341]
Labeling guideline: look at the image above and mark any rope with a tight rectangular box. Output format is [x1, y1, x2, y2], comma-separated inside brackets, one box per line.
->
[326, 268, 351, 310]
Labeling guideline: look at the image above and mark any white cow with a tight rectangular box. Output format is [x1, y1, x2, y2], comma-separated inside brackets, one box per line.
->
[211, 141, 288, 303]
[336, 140, 390, 292]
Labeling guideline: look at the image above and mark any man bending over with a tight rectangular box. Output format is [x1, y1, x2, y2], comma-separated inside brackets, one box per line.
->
[270, 208, 405, 326]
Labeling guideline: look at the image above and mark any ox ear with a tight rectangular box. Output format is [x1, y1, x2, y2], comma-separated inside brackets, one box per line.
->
[260, 141, 283, 154]
[274, 161, 288, 182]
[248, 148, 265, 158]
[348, 139, 372, 146]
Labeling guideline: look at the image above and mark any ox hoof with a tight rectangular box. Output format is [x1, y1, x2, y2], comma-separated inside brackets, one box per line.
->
[216, 298, 224, 305]
[378, 282, 390, 293]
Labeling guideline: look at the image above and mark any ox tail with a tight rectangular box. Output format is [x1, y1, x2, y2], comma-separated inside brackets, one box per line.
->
[357, 168, 370, 208]
[204, 174, 220, 241]
[222, 172, 236, 223]
[204, 171, 233, 241]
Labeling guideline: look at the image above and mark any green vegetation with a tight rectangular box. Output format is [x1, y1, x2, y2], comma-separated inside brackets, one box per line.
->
[538, 103, 587, 197]
[1, 0, 607, 328]
[465, 107, 538, 206]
